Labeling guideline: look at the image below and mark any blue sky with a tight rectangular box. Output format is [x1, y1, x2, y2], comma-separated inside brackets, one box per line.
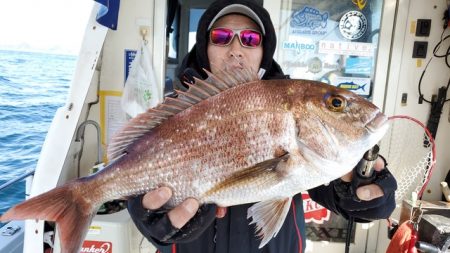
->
[0, 0, 93, 54]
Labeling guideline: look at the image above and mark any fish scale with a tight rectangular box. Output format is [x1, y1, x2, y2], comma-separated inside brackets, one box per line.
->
[117, 93, 296, 206]
[0, 67, 389, 252]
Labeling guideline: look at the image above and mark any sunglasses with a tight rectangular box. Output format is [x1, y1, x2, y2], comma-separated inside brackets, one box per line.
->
[209, 27, 262, 48]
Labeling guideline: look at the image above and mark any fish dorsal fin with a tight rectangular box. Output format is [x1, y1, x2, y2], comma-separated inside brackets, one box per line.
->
[107, 63, 258, 161]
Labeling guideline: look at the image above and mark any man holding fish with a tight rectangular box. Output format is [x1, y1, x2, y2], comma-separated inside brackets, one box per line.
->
[0, 1, 397, 252]
[127, 0, 398, 252]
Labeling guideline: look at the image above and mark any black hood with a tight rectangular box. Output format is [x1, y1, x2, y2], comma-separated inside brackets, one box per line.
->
[178, 0, 285, 81]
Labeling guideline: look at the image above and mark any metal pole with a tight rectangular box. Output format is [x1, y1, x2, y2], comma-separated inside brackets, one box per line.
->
[0, 170, 35, 192]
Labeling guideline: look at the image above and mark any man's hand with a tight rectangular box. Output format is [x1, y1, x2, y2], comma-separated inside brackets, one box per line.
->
[142, 187, 199, 229]
[142, 187, 228, 229]
[340, 157, 386, 201]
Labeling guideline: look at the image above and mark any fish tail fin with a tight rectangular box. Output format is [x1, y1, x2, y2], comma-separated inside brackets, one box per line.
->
[0, 181, 98, 253]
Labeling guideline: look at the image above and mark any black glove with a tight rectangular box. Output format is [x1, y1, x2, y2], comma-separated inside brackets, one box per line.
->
[127, 194, 217, 244]
[333, 163, 397, 221]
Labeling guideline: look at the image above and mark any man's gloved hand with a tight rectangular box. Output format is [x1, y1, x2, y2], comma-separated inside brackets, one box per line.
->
[127, 187, 226, 244]
[333, 156, 398, 221]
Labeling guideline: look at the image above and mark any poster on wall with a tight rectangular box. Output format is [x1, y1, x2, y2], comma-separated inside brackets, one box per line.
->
[277, 0, 383, 100]
[124, 49, 137, 84]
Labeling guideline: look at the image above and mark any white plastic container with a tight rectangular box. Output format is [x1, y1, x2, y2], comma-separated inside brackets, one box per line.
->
[54, 209, 156, 253]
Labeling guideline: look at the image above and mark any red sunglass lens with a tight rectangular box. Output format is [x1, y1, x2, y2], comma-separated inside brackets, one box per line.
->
[210, 29, 233, 45]
[240, 30, 261, 47]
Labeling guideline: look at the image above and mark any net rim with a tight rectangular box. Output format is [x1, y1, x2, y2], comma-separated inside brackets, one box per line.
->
[387, 115, 437, 198]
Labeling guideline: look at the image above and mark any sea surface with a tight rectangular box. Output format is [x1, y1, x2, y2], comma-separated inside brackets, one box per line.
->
[0, 50, 75, 223]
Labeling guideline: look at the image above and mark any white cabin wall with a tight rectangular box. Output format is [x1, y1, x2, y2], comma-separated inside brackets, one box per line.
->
[100, 0, 154, 92]
[74, 0, 168, 182]
[77, 70, 102, 177]
[76, 0, 157, 174]
[94, 0, 165, 151]
[384, 0, 450, 201]
[376, 0, 450, 252]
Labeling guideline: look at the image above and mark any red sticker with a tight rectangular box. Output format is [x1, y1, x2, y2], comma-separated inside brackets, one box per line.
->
[81, 241, 113, 253]
[302, 193, 330, 224]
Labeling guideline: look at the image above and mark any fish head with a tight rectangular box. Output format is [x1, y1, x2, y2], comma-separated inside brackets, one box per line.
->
[288, 80, 389, 175]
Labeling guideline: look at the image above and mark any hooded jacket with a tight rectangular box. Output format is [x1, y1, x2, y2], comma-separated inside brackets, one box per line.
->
[177, 0, 287, 82]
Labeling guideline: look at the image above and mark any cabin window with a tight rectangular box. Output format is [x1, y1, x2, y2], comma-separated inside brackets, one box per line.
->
[271, 0, 385, 243]
[273, 0, 384, 99]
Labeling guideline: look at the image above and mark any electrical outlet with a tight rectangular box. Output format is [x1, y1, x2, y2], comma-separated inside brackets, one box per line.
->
[416, 19, 431, 37]
[401, 93, 408, 106]
[412, 41, 428, 58]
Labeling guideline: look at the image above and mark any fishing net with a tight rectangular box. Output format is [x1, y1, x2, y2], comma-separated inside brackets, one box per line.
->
[378, 115, 436, 219]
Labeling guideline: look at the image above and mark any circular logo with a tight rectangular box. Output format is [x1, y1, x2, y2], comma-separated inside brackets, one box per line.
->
[307, 57, 323, 74]
[339, 11, 368, 40]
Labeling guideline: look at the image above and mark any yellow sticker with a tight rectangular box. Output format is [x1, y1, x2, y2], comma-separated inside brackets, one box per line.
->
[416, 59, 422, 68]
[352, 0, 367, 10]
[411, 21, 416, 34]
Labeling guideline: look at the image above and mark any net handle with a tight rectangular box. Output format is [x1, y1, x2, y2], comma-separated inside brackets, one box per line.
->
[387, 115, 437, 198]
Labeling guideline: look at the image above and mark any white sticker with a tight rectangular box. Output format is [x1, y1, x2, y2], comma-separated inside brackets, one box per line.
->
[87, 226, 102, 235]
[339, 11, 368, 40]
[318, 40, 374, 57]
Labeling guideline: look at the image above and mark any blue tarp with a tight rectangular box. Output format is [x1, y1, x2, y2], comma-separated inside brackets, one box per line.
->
[94, 0, 120, 30]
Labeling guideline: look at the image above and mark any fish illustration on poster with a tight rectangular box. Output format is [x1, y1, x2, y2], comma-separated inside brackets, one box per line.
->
[331, 76, 372, 96]
[289, 6, 331, 37]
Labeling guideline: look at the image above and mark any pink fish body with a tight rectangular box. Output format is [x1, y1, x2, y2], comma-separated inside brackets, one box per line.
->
[0, 67, 388, 252]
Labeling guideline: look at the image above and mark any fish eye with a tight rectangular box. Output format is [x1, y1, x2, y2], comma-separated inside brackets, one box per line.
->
[326, 95, 347, 112]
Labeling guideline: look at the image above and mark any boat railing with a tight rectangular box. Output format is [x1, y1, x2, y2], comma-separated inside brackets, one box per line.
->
[0, 170, 35, 192]
[0, 120, 102, 195]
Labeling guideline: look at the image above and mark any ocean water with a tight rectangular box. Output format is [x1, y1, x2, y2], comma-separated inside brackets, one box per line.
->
[0, 50, 75, 219]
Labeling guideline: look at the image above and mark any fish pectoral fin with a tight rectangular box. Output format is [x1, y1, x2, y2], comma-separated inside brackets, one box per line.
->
[247, 197, 292, 248]
[252, 152, 290, 172]
[203, 153, 290, 198]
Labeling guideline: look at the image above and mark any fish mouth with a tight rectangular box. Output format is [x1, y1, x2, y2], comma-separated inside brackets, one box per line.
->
[365, 112, 388, 133]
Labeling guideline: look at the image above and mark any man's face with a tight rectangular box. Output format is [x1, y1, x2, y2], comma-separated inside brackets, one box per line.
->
[207, 14, 263, 75]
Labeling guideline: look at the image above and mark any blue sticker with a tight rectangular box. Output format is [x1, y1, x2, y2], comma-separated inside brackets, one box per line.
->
[332, 76, 371, 96]
[282, 41, 316, 51]
[337, 81, 367, 91]
[124, 50, 137, 84]
[290, 7, 328, 36]
[290, 6, 328, 29]
[345, 57, 372, 75]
